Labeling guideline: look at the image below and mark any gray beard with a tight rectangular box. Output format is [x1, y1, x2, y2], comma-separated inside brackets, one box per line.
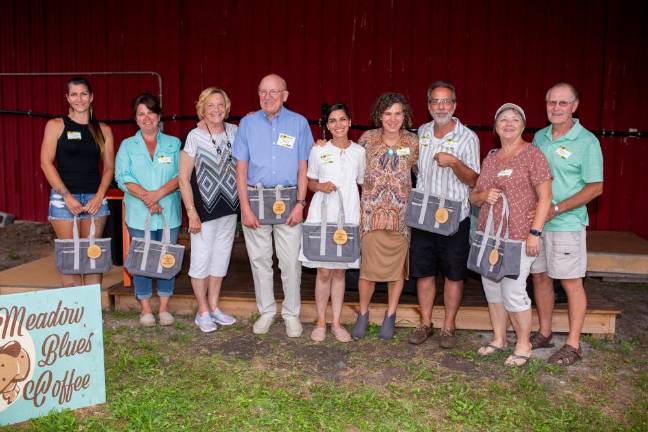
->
[432, 113, 452, 126]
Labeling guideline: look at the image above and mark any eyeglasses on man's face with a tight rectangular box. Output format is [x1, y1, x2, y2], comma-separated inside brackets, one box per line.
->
[429, 98, 456, 106]
[258, 88, 285, 98]
[546, 100, 575, 108]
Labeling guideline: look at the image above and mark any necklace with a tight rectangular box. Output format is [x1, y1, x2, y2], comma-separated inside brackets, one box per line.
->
[205, 122, 232, 161]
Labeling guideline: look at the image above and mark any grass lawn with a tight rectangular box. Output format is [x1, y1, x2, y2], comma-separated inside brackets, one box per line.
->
[8, 309, 647, 432]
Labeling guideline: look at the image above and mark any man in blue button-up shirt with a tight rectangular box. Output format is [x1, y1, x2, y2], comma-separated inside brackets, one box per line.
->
[233, 73, 313, 337]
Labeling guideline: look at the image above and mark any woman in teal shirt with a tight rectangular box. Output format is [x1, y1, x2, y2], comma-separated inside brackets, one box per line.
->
[115, 92, 182, 327]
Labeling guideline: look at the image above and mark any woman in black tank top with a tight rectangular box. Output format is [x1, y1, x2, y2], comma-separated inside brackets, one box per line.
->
[40, 77, 115, 287]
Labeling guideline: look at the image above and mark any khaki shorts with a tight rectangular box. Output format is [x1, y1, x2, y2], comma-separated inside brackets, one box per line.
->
[530, 228, 587, 279]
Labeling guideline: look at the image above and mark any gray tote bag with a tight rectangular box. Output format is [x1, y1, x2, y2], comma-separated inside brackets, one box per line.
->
[302, 189, 360, 263]
[467, 194, 523, 281]
[406, 165, 462, 236]
[124, 213, 184, 279]
[55, 216, 112, 275]
[248, 184, 297, 225]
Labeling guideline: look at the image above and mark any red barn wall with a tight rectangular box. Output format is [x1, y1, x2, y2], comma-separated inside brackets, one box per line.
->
[1, 0, 647, 238]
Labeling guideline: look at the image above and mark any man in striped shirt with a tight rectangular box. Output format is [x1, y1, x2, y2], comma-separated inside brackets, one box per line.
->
[408, 81, 480, 348]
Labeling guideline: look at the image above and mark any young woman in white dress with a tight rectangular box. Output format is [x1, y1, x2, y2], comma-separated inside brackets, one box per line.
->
[300, 104, 365, 342]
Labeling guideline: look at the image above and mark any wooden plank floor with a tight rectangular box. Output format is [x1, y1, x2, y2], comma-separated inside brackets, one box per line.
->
[110, 237, 621, 336]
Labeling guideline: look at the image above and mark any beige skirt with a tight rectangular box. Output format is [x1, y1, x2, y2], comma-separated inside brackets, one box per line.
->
[359, 230, 409, 282]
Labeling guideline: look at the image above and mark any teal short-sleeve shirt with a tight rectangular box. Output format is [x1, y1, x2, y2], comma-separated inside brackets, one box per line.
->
[533, 119, 603, 231]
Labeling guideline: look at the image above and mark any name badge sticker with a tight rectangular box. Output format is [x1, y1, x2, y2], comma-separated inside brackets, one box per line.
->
[419, 134, 431, 146]
[277, 133, 296, 149]
[67, 131, 82, 140]
[157, 155, 172, 164]
[556, 146, 572, 159]
[396, 147, 411, 157]
[497, 168, 513, 177]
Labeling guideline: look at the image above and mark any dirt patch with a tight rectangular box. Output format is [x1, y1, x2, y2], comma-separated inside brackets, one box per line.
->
[0, 221, 55, 271]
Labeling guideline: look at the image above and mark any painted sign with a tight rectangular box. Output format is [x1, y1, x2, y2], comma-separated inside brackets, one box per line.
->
[0, 284, 105, 426]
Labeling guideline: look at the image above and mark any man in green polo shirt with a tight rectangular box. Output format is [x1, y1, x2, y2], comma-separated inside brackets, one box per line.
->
[530, 83, 604, 365]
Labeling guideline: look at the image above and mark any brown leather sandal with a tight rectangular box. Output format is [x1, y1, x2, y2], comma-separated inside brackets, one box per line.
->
[530, 331, 554, 350]
[548, 344, 583, 366]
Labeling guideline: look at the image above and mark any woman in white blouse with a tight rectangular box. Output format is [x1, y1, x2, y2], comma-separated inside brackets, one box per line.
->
[300, 104, 365, 342]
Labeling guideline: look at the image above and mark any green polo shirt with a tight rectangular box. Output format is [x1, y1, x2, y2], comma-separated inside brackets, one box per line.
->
[533, 119, 603, 231]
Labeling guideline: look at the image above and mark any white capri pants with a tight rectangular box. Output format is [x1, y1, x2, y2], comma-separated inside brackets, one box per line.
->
[188, 214, 238, 279]
[481, 244, 536, 313]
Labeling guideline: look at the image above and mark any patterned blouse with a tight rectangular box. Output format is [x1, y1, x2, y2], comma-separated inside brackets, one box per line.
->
[359, 128, 419, 239]
[475, 144, 551, 240]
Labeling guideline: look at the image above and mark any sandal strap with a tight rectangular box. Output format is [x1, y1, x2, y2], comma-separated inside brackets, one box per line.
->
[530, 331, 554, 349]
[549, 344, 582, 365]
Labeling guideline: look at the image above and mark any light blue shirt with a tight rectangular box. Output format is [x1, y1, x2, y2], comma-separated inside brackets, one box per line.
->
[115, 130, 182, 230]
[233, 107, 313, 187]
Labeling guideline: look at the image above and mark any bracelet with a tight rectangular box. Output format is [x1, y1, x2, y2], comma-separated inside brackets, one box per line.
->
[554, 204, 560, 214]
[296, 200, 306, 207]
[186, 206, 194, 213]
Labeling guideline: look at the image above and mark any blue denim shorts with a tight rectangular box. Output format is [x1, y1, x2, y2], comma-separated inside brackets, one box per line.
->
[48, 191, 110, 221]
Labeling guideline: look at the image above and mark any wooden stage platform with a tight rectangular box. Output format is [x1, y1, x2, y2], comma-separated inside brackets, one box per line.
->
[3, 229, 645, 338]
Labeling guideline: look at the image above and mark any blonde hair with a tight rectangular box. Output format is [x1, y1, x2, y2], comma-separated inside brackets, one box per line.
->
[196, 87, 231, 119]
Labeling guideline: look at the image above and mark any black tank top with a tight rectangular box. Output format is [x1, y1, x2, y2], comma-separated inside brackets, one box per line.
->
[55, 116, 101, 193]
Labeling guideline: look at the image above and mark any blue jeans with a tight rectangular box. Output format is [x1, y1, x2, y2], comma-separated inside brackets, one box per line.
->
[127, 226, 180, 300]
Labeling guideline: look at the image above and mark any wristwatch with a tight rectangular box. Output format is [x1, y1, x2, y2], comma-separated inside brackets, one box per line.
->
[530, 229, 542, 237]
[296, 200, 307, 207]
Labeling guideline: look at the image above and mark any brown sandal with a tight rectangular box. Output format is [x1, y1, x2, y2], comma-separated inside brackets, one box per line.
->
[530, 331, 554, 350]
[548, 344, 583, 366]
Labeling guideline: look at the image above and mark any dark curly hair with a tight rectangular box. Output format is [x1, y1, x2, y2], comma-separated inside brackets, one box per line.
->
[370, 92, 413, 129]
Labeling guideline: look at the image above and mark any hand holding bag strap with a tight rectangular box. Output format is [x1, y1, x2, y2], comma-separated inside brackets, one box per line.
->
[256, 183, 264, 220]
[73, 215, 81, 271]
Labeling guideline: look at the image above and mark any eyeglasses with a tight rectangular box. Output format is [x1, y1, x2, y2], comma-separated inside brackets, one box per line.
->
[258, 88, 285, 98]
[429, 98, 456, 106]
[546, 100, 575, 108]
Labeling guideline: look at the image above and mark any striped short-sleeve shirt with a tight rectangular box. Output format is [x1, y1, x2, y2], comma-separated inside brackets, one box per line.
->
[416, 118, 480, 220]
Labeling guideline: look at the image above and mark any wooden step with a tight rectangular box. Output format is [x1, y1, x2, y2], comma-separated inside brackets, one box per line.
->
[587, 231, 648, 281]
[109, 276, 620, 338]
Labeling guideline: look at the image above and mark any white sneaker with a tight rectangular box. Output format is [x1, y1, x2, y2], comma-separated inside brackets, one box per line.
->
[210, 309, 236, 326]
[284, 316, 303, 338]
[252, 314, 275, 334]
[195, 312, 217, 333]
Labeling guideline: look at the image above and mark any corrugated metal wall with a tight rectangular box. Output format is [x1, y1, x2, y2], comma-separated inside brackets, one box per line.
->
[1, 0, 647, 238]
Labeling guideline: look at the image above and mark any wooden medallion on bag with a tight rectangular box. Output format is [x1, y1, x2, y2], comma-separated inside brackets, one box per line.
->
[272, 200, 286, 215]
[488, 249, 500, 266]
[333, 229, 348, 245]
[87, 244, 102, 259]
[160, 253, 176, 269]
[435, 207, 449, 224]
